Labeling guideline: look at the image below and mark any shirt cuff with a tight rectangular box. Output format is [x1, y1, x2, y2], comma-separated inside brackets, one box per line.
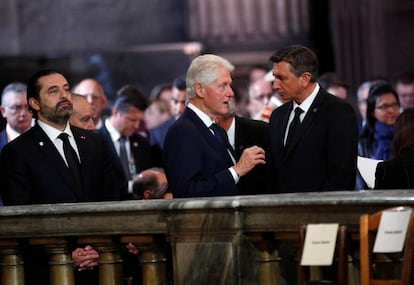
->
[229, 167, 240, 184]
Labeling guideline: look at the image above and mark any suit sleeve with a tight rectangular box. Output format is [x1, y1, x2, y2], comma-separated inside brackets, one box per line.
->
[0, 144, 32, 205]
[163, 123, 238, 198]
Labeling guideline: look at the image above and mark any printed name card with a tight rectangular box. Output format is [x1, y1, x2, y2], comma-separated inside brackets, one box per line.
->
[300, 223, 339, 266]
[373, 209, 412, 253]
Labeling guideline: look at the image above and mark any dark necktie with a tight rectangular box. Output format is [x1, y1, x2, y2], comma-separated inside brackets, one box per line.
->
[58, 133, 83, 196]
[285, 107, 304, 148]
[119, 136, 131, 180]
[209, 123, 236, 160]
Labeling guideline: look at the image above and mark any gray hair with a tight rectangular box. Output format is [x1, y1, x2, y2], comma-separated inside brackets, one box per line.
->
[186, 54, 234, 100]
[1, 82, 27, 105]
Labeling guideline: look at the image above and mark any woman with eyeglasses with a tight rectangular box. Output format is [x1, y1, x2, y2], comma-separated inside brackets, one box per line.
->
[356, 82, 400, 189]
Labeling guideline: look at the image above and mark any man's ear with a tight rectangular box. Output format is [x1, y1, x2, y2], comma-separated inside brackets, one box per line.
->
[28, 98, 40, 112]
[300, 72, 312, 87]
[194, 82, 204, 98]
[0, 106, 5, 117]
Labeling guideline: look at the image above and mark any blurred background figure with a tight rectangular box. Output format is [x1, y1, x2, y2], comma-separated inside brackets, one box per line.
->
[132, 167, 172, 200]
[394, 71, 414, 111]
[0, 82, 33, 152]
[144, 98, 172, 130]
[319, 72, 348, 100]
[149, 82, 173, 103]
[169, 77, 187, 119]
[357, 82, 400, 189]
[98, 85, 153, 199]
[356, 80, 374, 132]
[248, 64, 269, 84]
[246, 78, 273, 122]
[147, 77, 188, 163]
[359, 83, 400, 160]
[375, 108, 414, 189]
[72, 78, 108, 129]
[70, 93, 96, 131]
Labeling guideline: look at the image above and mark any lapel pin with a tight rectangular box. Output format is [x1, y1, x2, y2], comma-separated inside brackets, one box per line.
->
[39, 141, 44, 146]
[80, 135, 86, 139]
[133, 142, 139, 148]
[313, 108, 318, 112]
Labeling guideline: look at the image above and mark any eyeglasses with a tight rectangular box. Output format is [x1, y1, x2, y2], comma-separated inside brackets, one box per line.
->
[375, 102, 399, 111]
[6, 104, 30, 114]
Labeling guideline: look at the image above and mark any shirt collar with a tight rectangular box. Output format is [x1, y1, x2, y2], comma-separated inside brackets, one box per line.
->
[187, 103, 215, 128]
[105, 119, 122, 142]
[37, 120, 73, 141]
[293, 83, 320, 112]
[6, 124, 23, 141]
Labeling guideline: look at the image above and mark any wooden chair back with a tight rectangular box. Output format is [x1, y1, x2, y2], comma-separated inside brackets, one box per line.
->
[360, 206, 414, 285]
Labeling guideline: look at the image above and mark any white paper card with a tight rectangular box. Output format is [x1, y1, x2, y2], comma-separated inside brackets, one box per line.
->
[357, 156, 383, 189]
[373, 209, 412, 253]
[300, 224, 339, 266]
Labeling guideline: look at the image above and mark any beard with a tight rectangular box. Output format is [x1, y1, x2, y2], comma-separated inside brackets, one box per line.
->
[39, 100, 73, 125]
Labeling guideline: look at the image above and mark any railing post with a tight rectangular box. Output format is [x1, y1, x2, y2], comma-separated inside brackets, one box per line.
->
[0, 239, 25, 285]
[31, 238, 75, 285]
[121, 235, 167, 285]
[248, 233, 284, 285]
[79, 236, 123, 285]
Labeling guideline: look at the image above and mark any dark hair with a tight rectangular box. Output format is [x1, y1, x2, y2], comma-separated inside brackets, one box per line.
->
[115, 84, 148, 112]
[26, 69, 67, 119]
[149, 82, 172, 100]
[173, 77, 186, 91]
[392, 108, 414, 156]
[269, 45, 318, 83]
[361, 82, 400, 142]
[394, 71, 414, 86]
[318, 72, 348, 90]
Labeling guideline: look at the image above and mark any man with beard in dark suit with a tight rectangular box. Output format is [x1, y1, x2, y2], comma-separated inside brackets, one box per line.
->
[0, 69, 120, 284]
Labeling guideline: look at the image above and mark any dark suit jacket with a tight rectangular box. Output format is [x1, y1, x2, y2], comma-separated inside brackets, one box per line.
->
[148, 117, 175, 166]
[98, 124, 153, 199]
[0, 124, 120, 205]
[375, 149, 414, 189]
[0, 129, 7, 154]
[268, 88, 358, 193]
[163, 107, 238, 198]
[234, 116, 271, 195]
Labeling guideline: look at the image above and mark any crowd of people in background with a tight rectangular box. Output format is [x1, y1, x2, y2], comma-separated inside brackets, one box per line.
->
[0, 44, 414, 284]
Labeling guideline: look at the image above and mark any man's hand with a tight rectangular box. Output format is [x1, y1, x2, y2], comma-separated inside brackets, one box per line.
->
[72, 245, 99, 271]
[233, 145, 266, 177]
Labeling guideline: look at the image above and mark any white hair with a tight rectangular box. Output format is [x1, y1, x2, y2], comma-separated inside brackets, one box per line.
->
[186, 54, 234, 100]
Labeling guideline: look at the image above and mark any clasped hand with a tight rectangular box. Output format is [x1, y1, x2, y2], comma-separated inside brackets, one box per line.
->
[72, 245, 99, 271]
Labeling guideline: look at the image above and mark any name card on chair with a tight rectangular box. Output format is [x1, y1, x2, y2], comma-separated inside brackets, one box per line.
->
[373, 209, 412, 253]
[301, 223, 339, 266]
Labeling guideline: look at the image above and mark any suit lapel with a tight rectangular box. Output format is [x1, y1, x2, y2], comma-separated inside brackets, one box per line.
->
[186, 108, 234, 166]
[284, 91, 324, 159]
[32, 125, 82, 199]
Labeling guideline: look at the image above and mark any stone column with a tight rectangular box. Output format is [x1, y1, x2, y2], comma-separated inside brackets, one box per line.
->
[121, 235, 167, 285]
[79, 236, 123, 285]
[0, 239, 25, 285]
[31, 238, 75, 285]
